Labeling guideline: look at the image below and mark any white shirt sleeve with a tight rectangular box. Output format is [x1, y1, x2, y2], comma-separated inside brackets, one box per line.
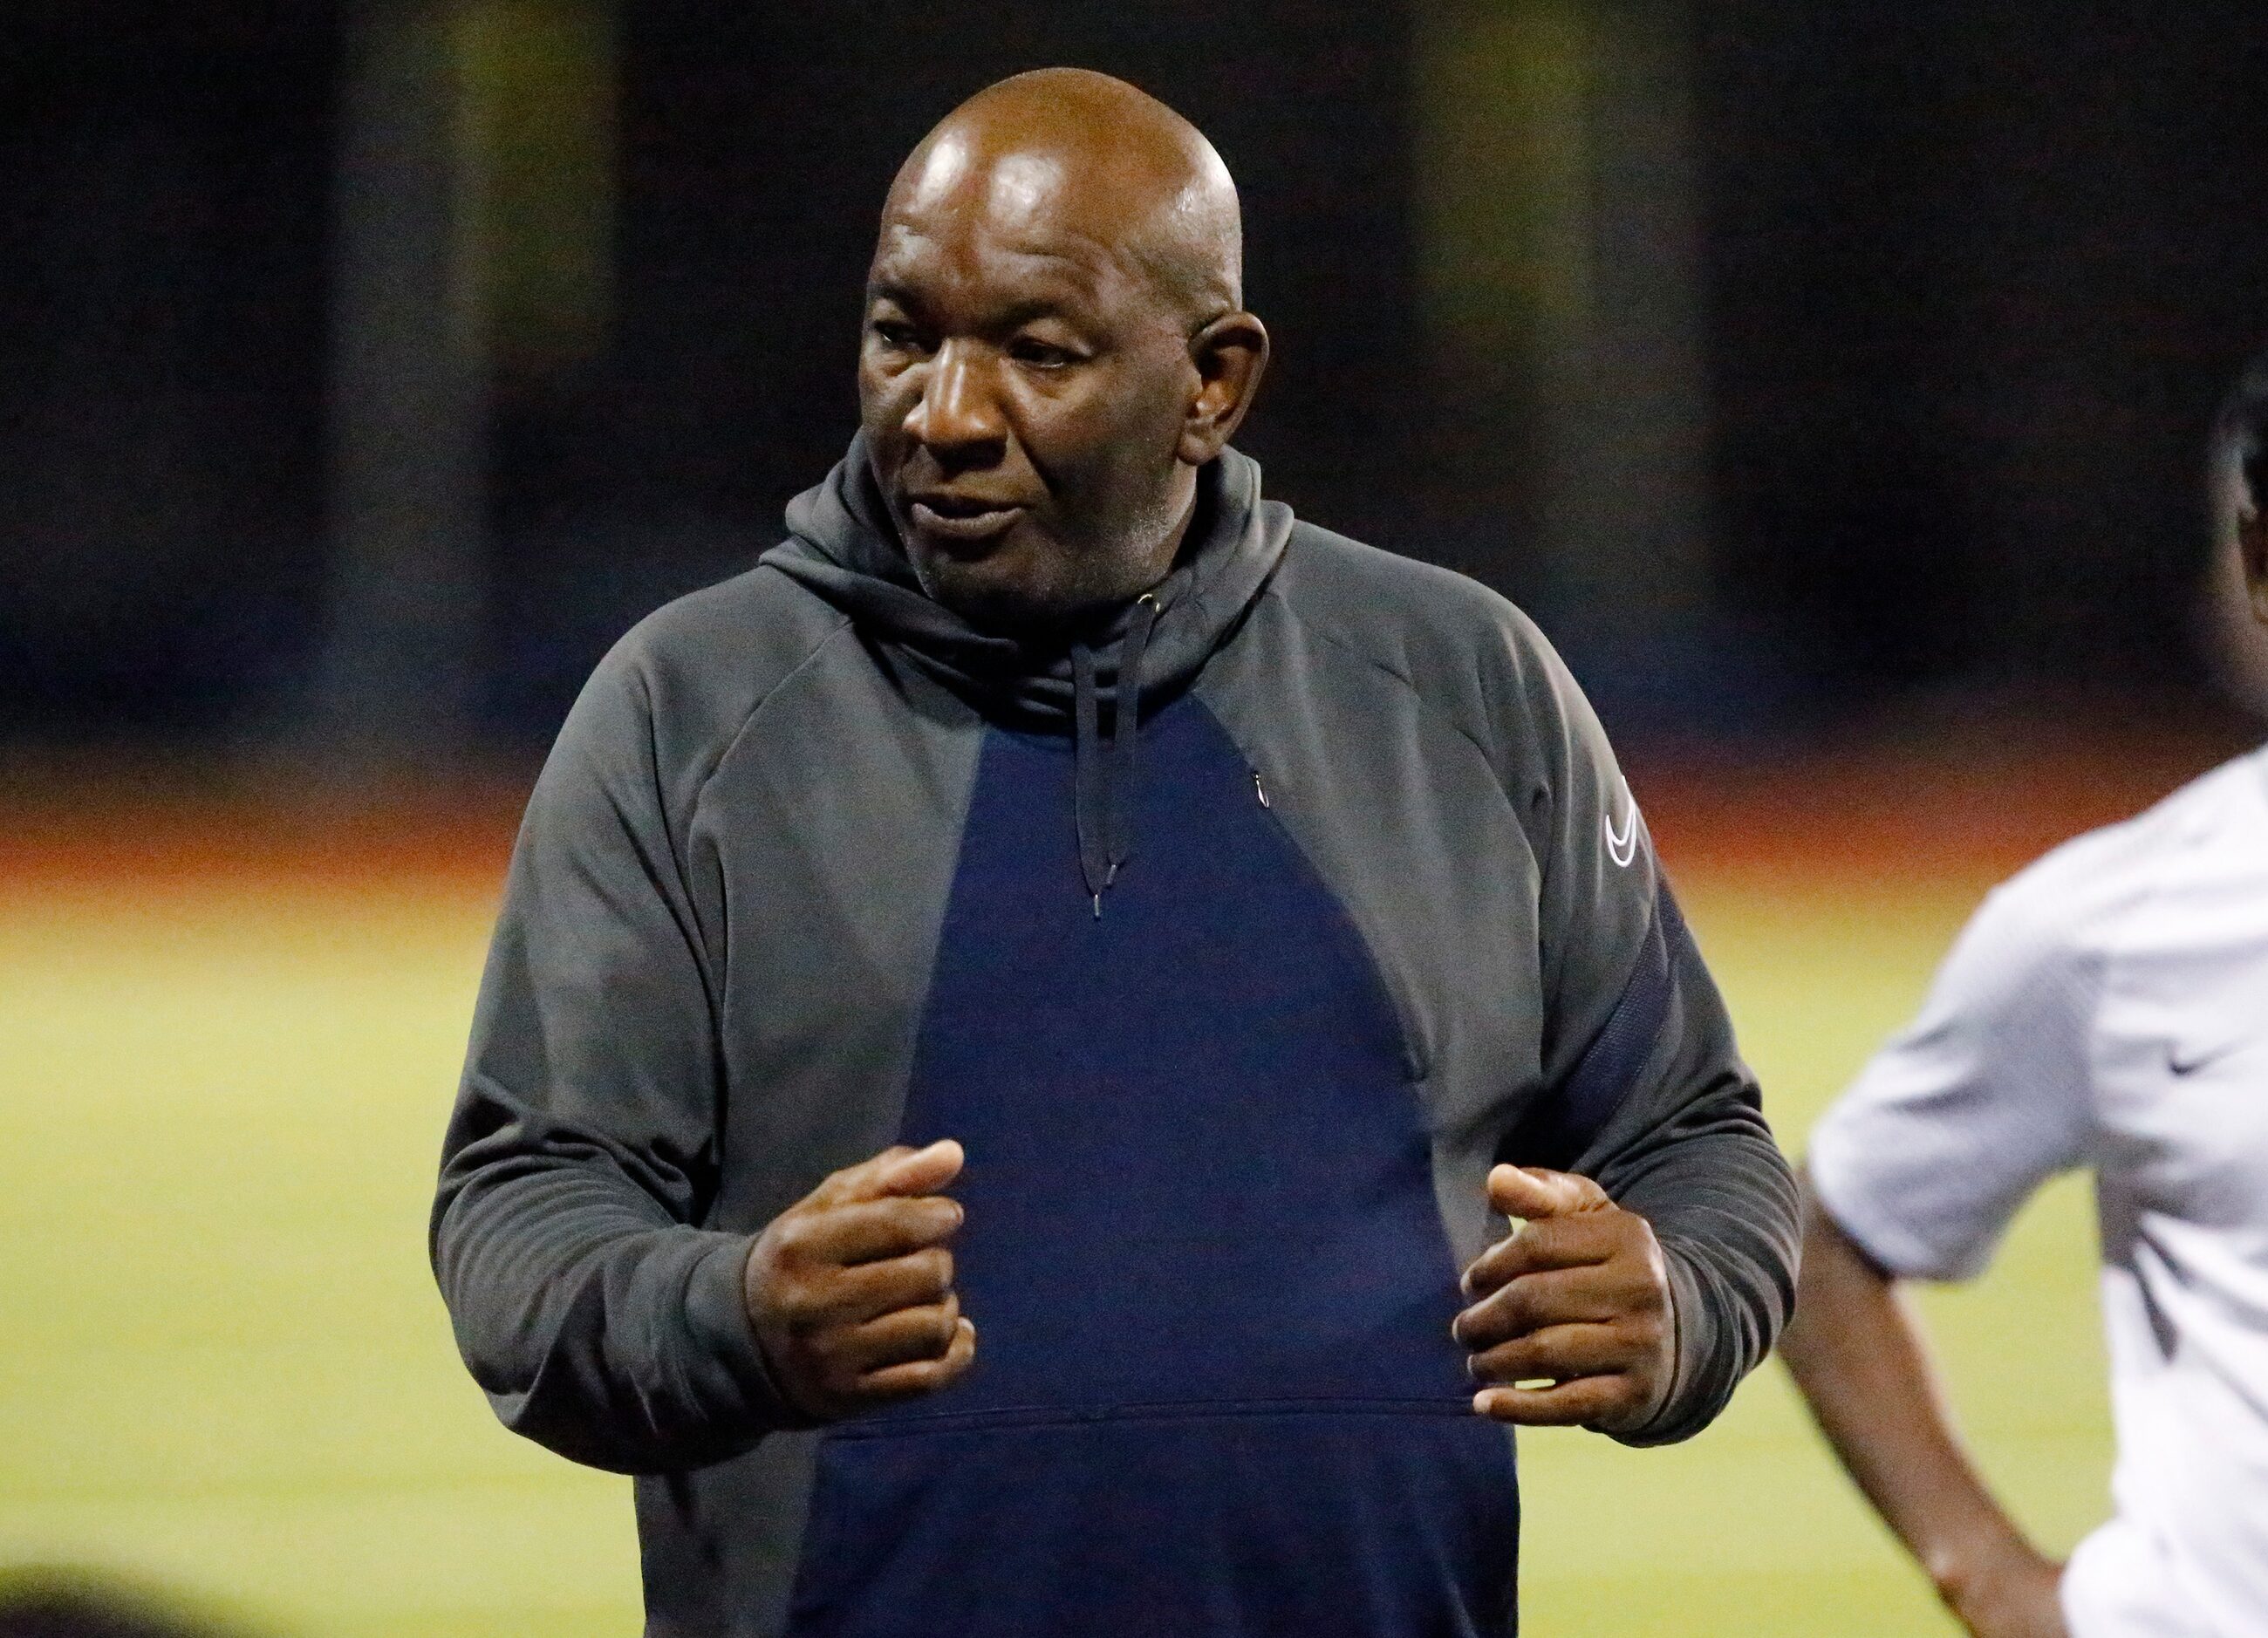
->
[1808, 864, 2101, 1282]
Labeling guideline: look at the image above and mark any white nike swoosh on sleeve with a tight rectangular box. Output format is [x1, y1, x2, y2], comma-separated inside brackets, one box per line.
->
[1605, 795, 1639, 868]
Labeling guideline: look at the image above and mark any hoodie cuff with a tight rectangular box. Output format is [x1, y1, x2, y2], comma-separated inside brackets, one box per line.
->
[679, 1232, 822, 1435]
[1603, 1238, 1718, 1449]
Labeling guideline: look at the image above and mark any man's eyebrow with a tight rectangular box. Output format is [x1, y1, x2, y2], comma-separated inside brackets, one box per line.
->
[989, 295, 1093, 330]
[862, 283, 1097, 333]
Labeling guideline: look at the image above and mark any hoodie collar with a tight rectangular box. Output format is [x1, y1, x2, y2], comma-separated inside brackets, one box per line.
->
[763, 433, 1293, 734]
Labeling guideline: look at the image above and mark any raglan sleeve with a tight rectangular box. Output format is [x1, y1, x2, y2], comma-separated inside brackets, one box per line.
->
[1807, 870, 2096, 1283]
[430, 642, 802, 1475]
[1495, 618, 1799, 1448]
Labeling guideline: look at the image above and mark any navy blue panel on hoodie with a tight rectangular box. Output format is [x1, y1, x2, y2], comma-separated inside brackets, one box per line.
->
[784, 695, 1520, 1638]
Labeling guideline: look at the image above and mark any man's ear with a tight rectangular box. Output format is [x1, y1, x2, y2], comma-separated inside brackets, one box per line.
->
[2242, 502, 2268, 627]
[1178, 312, 1270, 466]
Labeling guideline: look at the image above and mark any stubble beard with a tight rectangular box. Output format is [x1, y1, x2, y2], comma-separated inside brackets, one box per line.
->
[911, 476, 1193, 639]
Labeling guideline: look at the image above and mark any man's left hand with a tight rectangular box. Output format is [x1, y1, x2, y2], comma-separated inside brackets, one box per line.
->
[1452, 1164, 1675, 1434]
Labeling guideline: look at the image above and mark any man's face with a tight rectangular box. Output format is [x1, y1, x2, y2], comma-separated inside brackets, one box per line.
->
[858, 143, 1201, 631]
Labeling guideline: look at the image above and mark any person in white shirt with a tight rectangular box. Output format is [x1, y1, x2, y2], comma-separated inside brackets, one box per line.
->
[1780, 354, 2268, 1638]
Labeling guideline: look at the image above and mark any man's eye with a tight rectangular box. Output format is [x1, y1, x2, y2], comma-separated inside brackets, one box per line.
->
[1009, 338, 1076, 368]
[871, 320, 925, 351]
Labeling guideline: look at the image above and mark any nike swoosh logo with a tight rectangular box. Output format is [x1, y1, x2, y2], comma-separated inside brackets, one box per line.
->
[1604, 789, 1640, 869]
[2169, 1041, 2244, 1076]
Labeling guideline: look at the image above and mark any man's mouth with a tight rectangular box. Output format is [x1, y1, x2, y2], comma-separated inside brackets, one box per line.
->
[906, 493, 1028, 545]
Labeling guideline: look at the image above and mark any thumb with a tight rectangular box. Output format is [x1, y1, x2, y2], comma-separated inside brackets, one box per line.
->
[874, 1138, 966, 1198]
[1487, 1164, 1604, 1223]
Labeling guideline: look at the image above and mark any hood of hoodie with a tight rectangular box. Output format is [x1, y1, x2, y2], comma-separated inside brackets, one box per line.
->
[762, 434, 1293, 734]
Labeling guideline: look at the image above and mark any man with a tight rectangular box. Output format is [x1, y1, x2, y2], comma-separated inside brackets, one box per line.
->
[1780, 358, 2268, 1638]
[434, 68, 1796, 1636]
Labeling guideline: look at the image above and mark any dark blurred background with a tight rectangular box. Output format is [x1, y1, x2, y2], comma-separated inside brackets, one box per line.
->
[6, 0, 2266, 761]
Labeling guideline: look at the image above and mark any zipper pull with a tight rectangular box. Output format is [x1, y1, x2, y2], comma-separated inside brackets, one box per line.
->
[1252, 768, 1270, 809]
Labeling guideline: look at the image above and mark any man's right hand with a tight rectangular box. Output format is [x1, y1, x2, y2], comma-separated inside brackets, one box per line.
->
[743, 1139, 976, 1421]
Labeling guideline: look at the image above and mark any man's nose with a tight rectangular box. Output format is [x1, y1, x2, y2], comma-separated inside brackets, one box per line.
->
[905, 339, 1008, 466]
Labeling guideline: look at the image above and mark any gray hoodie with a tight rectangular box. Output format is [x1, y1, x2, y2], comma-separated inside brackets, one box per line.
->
[434, 442, 1799, 1637]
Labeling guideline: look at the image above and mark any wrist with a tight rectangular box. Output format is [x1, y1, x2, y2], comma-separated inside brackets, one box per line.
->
[717, 1232, 826, 1430]
[1601, 1235, 1694, 1445]
[1926, 1525, 2047, 1614]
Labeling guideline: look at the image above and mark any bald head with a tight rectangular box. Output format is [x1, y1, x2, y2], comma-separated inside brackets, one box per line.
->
[883, 68, 1243, 325]
[856, 71, 1269, 632]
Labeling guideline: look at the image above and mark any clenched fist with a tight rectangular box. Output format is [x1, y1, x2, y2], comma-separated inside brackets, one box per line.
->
[1452, 1164, 1675, 1434]
[744, 1139, 977, 1421]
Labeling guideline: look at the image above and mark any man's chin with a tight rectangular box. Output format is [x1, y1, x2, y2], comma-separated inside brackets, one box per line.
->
[904, 529, 1151, 638]
[919, 565, 1080, 637]
[905, 546, 1050, 634]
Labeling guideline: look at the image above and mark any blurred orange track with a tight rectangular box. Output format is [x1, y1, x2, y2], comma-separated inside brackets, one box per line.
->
[0, 728, 2247, 895]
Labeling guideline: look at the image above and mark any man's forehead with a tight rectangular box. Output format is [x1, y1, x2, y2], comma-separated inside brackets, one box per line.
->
[871, 205, 1145, 317]
[899, 133, 1070, 232]
[873, 215, 1116, 286]
[879, 131, 1165, 272]
[866, 242, 1118, 333]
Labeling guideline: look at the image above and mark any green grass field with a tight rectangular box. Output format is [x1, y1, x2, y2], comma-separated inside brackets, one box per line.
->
[0, 836, 2111, 1635]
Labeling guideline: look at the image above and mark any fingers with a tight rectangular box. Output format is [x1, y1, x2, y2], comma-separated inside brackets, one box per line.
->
[1486, 1164, 1608, 1224]
[1455, 1184, 1677, 1434]
[1463, 1308, 1660, 1430]
[746, 1142, 977, 1421]
[1460, 1211, 1622, 1300]
[1452, 1263, 1639, 1351]
[1463, 1321, 1630, 1389]
[790, 1297, 970, 1412]
[1472, 1374, 1629, 1427]
[861, 1317, 978, 1403]
[777, 1246, 955, 1330]
[843, 1293, 966, 1373]
[782, 1195, 963, 1267]
[810, 1139, 966, 1208]
[874, 1138, 966, 1198]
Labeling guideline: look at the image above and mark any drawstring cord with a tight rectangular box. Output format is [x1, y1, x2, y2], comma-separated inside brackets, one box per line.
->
[1069, 592, 1158, 918]
[1071, 646, 1104, 909]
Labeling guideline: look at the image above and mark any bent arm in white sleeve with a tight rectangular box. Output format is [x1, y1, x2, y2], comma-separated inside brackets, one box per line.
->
[1808, 862, 2102, 1282]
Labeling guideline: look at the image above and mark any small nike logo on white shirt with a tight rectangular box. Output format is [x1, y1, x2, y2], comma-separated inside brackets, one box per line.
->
[2169, 1040, 2244, 1077]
